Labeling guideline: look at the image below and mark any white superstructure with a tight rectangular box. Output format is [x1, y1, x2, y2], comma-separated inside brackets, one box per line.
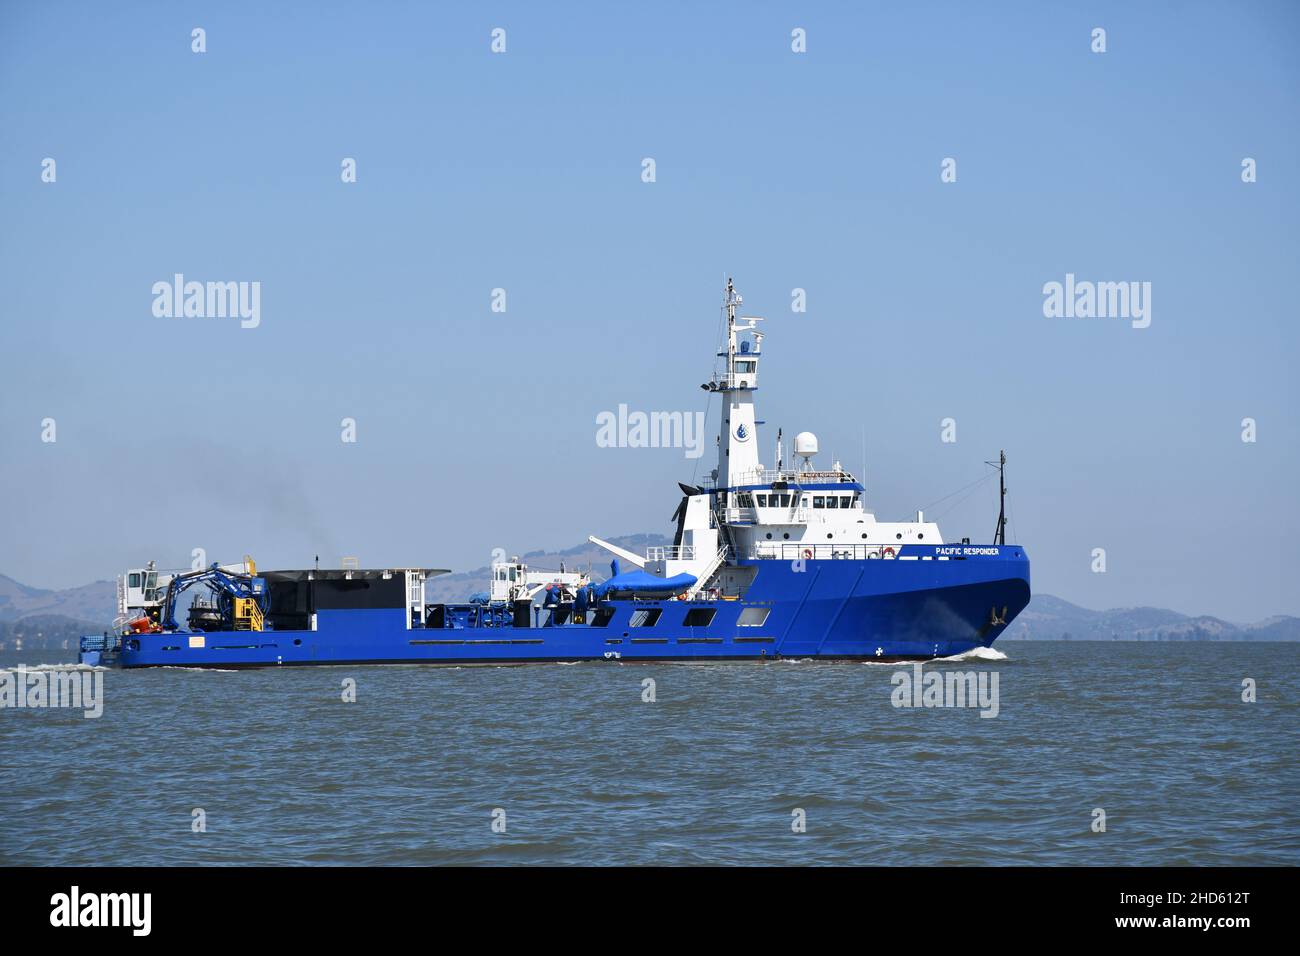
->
[489, 557, 591, 603]
[592, 278, 943, 596]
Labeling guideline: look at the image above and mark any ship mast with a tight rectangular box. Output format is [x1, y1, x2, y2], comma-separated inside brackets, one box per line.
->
[703, 278, 764, 488]
[724, 276, 738, 388]
[993, 449, 1007, 545]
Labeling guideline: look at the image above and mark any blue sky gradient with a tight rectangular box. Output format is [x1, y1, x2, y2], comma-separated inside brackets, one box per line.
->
[1, 1, 1297, 620]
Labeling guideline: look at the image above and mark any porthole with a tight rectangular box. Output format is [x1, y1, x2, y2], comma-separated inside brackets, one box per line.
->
[293, 639, 302, 646]
[783, 533, 790, 540]
[896, 533, 902, 540]
[861, 533, 867, 539]
[827, 533, 833, 540]
[766, 533, 772, 539]
[918, 534, 924, 540]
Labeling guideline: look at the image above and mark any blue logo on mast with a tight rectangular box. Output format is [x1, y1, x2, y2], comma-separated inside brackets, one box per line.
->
[734, 424, 750, 441]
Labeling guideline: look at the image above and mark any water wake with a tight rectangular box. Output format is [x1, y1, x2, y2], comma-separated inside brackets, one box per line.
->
[936, 646, 1009, 663]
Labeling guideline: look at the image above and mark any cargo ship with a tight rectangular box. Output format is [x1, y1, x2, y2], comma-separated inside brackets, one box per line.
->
[80, 280, 1030, 668]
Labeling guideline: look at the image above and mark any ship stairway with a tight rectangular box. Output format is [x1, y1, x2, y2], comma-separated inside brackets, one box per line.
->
[687, 545, 731, 598]
[233, 597, 264, 631]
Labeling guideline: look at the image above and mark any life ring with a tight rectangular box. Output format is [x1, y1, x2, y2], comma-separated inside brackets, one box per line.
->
[802, 548, 813, 560]
[883, 546, 895, 558]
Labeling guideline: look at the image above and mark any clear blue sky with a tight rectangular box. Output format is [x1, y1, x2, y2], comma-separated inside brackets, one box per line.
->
[1, 1, 1297, 621]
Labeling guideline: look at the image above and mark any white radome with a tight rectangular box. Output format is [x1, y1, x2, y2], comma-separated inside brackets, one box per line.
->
[794, 431, 819, 459]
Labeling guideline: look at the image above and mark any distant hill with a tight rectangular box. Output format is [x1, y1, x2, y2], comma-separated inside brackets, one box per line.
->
[0, 573, 116, 624]
[999, 593, 1300, 641]
[3, 537, 1297, 649]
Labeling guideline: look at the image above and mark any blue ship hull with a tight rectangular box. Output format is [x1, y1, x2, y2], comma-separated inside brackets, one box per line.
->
[89, 545, 1029, 668]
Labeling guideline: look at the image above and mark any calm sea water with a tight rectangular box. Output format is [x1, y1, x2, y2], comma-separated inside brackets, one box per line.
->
[1, 641, 1296, 866]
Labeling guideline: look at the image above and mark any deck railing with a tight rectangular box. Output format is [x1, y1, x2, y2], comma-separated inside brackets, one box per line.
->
[699, 467, 858, 490]
[748, 542, 902, 561]
[724, 506, 809, 525]
[745, 543, 1010, 561]
[645, 545, 697, 561]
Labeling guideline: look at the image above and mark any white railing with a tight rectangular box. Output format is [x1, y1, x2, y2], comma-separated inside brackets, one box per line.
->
[687, 545, 733, 597]
[726, 506, 809, 524]
[701, 467, 859, 490]
[645, 545, 696, 561]
[749, 543, 902, 561]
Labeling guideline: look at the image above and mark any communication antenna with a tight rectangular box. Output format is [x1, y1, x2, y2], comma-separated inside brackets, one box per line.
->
[794, 432, 819, 472]
[861, 426, 867, 489]
[985, 450, 1008, 546]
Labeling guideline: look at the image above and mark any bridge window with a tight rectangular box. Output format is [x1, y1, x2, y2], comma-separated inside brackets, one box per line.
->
[128, 573, 142, 588]
[813, 496, 825, 508]
[629, 608, 662, 628]
[826, 496, 839, 509]
[683, 608, 716, 627]
[841, 496, 853, 508]
[737, 607, 770, 626]
[756, 494, 767, 507]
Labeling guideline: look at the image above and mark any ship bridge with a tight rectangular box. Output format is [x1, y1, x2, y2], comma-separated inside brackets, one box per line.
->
[585, 278, 953, 600]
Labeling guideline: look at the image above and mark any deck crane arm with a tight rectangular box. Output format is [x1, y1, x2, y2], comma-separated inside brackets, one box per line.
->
[159, 563, 269, 631]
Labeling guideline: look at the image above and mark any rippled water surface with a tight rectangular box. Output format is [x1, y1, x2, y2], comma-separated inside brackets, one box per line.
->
[2, 642, 1296, 865]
